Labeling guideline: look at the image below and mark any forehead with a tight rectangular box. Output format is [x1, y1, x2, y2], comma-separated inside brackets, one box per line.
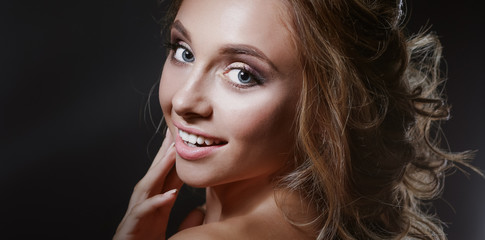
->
[174, 0, 296, 67]
[175, 0, 291, 32]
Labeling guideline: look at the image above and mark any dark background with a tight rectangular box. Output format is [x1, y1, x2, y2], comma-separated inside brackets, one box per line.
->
[1, 0, 483, 239]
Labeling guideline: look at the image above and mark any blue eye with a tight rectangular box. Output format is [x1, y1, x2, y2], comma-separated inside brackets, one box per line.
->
[227, 69, 254, 84]
[223, 62, 265, 88]
[174, 47, 194, 62]
[223, 62, 265, 89]
[169, 42, 194, 63]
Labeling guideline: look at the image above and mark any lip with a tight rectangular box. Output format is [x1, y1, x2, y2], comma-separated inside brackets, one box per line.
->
[173, 123, 226, 161]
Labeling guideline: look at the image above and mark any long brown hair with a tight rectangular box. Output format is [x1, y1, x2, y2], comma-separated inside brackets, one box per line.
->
[279, 0, 478, 239]
[161, 0, 478, 239]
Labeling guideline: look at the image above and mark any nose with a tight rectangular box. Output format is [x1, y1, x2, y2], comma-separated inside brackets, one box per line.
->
[171, 71, 213, 120]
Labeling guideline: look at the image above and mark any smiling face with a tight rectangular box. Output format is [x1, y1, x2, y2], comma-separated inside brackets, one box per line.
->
[159, 0, 302, 188]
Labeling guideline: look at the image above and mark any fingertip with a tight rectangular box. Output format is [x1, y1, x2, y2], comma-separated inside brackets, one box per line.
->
[165, 128, 174, 141]
[159, 189, 179, 207]
[165, 189, 178, 195]
[157, 189, 178, 202]
[149, 189, 178, 208]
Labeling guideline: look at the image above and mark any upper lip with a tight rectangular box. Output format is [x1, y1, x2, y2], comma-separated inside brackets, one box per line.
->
[173, 121, 226, 142]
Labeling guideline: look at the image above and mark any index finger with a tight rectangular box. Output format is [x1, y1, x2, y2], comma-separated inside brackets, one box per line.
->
[149, 128, 174, 170]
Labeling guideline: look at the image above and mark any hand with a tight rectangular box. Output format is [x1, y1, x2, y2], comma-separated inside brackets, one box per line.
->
[178, 204, 206, 232]
[114, 130, 183, 240]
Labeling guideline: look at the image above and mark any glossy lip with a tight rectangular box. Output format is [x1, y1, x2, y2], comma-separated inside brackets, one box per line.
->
[173, 122, 227, 161]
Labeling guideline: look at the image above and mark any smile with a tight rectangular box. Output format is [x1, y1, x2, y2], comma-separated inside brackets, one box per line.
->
[175, 127, 226, 161]
[178, 129, 226, 147]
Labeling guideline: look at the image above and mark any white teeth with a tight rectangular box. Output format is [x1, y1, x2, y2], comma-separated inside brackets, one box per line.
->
[188, 134, 197, 144]
[179, 130, 188, 140]
[178, 129, 222, 146]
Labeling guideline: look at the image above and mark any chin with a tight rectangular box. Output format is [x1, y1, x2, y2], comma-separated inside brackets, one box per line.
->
[175, 164, 213, 188]
[180, 177, 210, 188]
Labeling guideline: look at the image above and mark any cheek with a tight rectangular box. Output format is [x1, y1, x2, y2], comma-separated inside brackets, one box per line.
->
[220, 92, 298, 153]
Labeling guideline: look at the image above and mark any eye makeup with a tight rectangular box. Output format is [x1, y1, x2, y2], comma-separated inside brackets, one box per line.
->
[165, 20, 276, 91]
[222, 62, 265, 89]
[166, 41, 195, 64]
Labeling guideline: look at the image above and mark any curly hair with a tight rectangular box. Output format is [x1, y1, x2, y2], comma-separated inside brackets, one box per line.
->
[277, 0, 478, 239]
[160, 0, 478, 239]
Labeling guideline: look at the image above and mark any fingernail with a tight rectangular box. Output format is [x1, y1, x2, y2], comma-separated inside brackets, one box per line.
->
[169, 142, 175, 148]
[166, 189, 177, 195]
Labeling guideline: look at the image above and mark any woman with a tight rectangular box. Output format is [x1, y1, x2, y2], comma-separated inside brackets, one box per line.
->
[114, 0, 476, 239]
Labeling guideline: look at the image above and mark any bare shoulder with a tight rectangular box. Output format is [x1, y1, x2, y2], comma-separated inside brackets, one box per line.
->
[168, 223, 230, 240]
[169, 215, 314, 240]
[169, 191, 315, 240]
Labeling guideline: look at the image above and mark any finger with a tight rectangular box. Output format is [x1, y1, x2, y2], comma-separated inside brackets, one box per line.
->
[130, 145, 176, 205]
[149, 129, 174, 170]
[160, 128, 174, 153]
[142, 145, 176, 191]
[178, 207, 205, 231]
[131, 189, 178, 217]
[117, 189, 179, 237]
[140, 145, 175, 187]
[162, 164, 183, 193]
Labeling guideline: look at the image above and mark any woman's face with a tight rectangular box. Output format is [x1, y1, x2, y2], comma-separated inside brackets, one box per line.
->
[160, 0, 302, 187]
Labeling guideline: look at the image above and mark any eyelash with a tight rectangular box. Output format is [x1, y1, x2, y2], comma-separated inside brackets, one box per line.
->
[223, 64, 265, 89]
[165, 41, 180, 52]
[165, 40, 265, 89]
[165, 41, 193, 64]
[165, 41, 177, 54]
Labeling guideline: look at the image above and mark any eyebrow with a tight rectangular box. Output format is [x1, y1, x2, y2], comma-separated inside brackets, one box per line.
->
[220, 44, 278, 72]
[171, 20, 278, 72]
[171, 20, 191, 42]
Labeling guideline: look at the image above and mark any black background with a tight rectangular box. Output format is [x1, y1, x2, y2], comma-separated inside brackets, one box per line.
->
[1, 0, 484, 239]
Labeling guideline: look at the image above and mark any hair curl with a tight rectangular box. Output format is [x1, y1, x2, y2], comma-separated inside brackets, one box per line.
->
[279, 0, 477, 239]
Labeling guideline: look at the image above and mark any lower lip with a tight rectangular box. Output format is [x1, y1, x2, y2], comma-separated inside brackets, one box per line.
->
[175, 134, 225, 161]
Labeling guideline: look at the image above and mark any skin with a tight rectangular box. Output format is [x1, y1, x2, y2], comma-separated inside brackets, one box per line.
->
[114, 0, 311, 239]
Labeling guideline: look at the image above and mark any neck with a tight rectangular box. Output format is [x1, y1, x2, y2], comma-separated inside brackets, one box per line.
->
[202, 177, 319, 237]
[204, 176, 276, 223]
